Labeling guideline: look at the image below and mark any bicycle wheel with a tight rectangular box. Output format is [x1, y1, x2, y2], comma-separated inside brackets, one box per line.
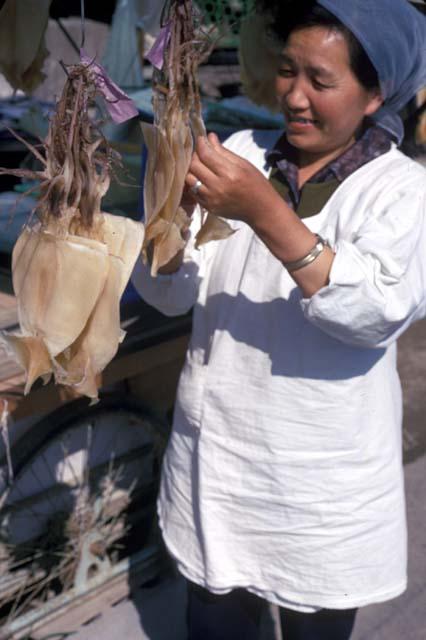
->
[0, 394, 169, 639]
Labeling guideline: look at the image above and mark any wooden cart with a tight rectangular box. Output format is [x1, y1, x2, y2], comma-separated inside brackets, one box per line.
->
[0, 281, 191, 638]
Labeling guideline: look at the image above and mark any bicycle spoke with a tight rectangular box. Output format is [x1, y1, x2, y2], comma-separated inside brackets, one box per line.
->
[1, 405, 158, 629]
[28, 463, 62, 519]
[3, 483, 48, 524]
[60, 441, 83, 487]
[40, 447, 64, 493]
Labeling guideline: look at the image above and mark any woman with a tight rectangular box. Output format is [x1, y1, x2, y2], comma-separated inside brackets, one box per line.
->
[133, 0, 426, 638]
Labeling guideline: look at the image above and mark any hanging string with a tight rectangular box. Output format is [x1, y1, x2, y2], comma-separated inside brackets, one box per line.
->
[160, 0, 175, 27]
[80, 0, 86, 49]
[57, 0, 85, 73]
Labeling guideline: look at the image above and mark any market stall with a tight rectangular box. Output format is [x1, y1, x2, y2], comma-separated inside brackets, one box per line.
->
[0, 1, 424, 636]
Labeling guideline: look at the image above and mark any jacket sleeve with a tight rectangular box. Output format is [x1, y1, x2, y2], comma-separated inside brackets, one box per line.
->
[301, 185, 426, 348]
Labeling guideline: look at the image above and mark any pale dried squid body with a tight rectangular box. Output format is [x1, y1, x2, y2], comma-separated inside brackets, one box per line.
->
[12, 225, 109, 356]
[1, 215, 144, 399]
[141, 116, 192, 275]
[141, 121, 175, 227]
[142, 108, 234, 272]
[151, 122, 195, 275]
[53, 214, 145, 400]
[0, 62, 147, 399]
[142, 117, 233, 260]
[0, 223, 111, 393]
[142, 0, 234, 275]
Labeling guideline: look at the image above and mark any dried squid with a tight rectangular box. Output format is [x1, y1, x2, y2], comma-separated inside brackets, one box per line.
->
[142, 0, 234, 276]
[0, 62, 144, 400]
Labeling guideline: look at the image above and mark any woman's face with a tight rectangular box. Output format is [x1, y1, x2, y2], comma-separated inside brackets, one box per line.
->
[275, 26, 383, 165]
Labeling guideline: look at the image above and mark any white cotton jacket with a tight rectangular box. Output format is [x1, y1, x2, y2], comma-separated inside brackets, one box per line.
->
[132, 129, 426, 611]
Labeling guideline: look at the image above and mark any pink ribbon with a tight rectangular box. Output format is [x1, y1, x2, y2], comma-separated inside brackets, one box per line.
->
[146, 23, 172, 71]
[80, 49, 139, 124]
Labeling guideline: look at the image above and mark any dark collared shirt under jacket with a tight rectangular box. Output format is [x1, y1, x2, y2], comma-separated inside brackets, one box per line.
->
[266, 125, 392, 219]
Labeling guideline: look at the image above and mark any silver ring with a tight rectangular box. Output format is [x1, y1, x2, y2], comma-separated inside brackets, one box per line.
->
[191, 179, 203, 195]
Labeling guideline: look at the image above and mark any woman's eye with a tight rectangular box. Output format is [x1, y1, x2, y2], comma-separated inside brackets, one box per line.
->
[313, 79, 332, 90]
[278, 68, 294, 78]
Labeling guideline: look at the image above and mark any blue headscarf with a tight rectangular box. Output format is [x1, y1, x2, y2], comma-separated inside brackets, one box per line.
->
[318, 0, 426, 144]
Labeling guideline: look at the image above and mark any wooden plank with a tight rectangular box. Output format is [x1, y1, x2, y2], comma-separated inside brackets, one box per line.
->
[0, 569, 47, 603]
[0, 292, 17, 330]
[11, 334, 189, 421]
[0, 292, 16, 308]
[1, 546, 161, 640]
[0, 308, 18, 331]
[104, 334, 189, 386]
[0, 292, 22, 393]
[0, 364, 24, 388]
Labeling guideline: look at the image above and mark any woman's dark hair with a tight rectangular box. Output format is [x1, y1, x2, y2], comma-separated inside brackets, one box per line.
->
[255, 0, 380, 91]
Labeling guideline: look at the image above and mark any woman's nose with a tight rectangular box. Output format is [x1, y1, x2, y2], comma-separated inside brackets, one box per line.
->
[283, 80, 310, 111]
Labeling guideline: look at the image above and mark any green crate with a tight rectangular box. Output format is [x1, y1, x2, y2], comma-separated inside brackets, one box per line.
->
[195, 0, 256, 47]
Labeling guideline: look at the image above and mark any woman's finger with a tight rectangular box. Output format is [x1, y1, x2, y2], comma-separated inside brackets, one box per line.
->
[192, 137, 231, 177]
[199, 134, 242, 169]
[185, 172, 208, 199]
[188, 150, 218, 187]
[207, 132, 223, 150]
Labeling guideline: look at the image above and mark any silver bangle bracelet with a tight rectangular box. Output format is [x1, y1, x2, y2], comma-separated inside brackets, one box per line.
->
[283, 234, 330, 272]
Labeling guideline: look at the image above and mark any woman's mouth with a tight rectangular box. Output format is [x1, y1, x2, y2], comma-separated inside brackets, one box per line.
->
[286, 115, 318, 131]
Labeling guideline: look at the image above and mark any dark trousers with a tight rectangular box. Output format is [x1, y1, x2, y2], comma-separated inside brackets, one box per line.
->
[187, 583, 357, 640]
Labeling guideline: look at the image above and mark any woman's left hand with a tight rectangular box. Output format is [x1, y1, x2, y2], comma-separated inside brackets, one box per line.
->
[185, 132, 280, 226]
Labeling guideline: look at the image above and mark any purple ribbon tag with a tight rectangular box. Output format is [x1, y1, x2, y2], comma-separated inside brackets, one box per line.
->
[146, 22, 172, 70]
[80, 49, 139, 124]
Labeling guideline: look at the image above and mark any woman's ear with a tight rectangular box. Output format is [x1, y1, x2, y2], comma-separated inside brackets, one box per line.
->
[365, 90, 384, 117]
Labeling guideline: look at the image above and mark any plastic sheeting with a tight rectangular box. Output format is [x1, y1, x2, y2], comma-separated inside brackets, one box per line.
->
[101, 0, 165, 88]
[0, 0, 52, 93]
